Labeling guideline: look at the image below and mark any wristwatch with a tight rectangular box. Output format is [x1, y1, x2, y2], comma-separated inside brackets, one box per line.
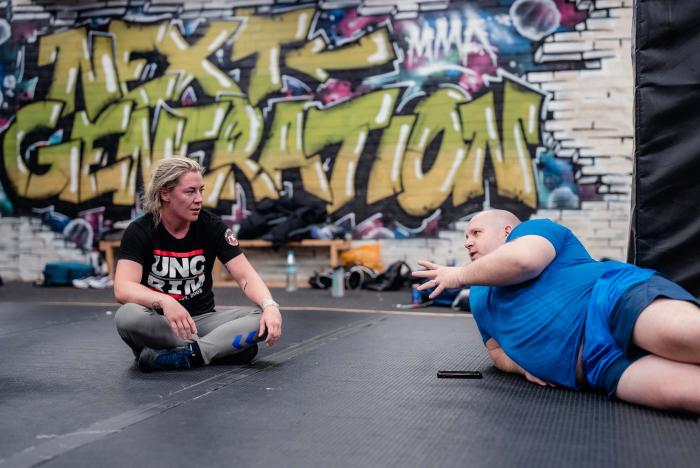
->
[260, 298, 279, 310]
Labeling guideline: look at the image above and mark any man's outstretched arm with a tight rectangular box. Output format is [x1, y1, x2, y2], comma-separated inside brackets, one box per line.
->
[414, 235, 555, 297]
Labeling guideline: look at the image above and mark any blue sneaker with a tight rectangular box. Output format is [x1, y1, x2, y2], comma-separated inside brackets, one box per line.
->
[138, 344, 201, 372]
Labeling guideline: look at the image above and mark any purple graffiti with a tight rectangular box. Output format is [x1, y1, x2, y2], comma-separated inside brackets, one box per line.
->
[318, 79, 356, 105]
[510, 0, 561, 42]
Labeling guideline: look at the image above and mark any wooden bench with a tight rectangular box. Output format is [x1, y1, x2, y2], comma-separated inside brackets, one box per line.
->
[99, 238, 352, 287]
[212, 239, 352, 287]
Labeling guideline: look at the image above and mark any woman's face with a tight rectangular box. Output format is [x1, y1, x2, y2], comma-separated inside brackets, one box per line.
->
[161, 171, 204, 224]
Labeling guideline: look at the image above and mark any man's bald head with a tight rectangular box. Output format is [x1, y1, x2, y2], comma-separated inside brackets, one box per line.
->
[470, 209, 521, 230]
[464, 210, 521, 261]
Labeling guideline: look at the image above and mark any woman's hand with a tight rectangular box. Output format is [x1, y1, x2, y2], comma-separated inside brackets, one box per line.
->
[160, 298, 197, 340]
[259, 305, 282, 346]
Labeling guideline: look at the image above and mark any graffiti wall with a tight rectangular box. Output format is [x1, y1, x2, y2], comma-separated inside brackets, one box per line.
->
[0, 0, 634, 263]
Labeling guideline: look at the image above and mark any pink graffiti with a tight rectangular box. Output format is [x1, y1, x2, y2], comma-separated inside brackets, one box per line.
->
[78, 206, 106, 238]
[337, 9, 388, 37]
[403, 54, 428, 71]
[11, 22, 40, 42]
[459, 52, 497, 94]
[425, 221, 439, 237]
[181, 87, 197, 106]
[318, 79, 355, 105]
[354, 215, 394, 240]
[554, 0, 588, 27]
[18, 89, 35, 101]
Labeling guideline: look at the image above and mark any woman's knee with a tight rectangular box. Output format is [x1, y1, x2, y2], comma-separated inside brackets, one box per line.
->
[216, 306, 261, 321]
[114, 303, 150, 332]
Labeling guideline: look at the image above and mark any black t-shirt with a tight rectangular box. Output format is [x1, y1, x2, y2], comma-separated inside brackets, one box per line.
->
[118, 210, 242, 316]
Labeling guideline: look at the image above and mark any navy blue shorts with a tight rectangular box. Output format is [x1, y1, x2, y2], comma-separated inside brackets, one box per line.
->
[600, 274, 700, 397]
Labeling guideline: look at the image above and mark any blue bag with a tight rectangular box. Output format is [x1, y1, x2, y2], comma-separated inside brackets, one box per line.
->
[42, 262, 94, 286]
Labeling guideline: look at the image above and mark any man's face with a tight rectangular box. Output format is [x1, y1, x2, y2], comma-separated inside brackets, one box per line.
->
[464, 214, 510, 261]
[162, 171, 204, 223]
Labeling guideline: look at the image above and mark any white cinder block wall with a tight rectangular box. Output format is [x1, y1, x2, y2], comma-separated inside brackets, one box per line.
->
[0, 217, 92, 281]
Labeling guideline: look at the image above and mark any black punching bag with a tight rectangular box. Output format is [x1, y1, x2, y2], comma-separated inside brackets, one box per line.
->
[631, 0, 700, 298]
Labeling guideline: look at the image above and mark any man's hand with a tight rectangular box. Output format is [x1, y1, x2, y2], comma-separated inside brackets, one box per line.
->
[160, 298, 197, 340]
[259, 305, 282, 346]
[485, 338, 555, 387]
[524, 371, 556, 387]
[412, 260, 465, 299]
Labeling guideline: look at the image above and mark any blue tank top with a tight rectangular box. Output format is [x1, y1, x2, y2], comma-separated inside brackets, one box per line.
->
[469, 219, 651, 388]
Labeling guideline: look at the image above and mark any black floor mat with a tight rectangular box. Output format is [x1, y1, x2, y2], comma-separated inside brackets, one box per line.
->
[1, 302, 698, 467]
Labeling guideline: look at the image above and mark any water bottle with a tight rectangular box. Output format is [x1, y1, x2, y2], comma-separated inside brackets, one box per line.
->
[331, 266, 345, 298]
[446, 250, 457, 267]
[285, 250, 297, 292]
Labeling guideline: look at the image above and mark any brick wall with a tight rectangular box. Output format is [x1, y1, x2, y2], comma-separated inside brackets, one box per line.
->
[526, 0, 633, 262]
[0, 0, 636, 282]
[0, 217, 92, 281]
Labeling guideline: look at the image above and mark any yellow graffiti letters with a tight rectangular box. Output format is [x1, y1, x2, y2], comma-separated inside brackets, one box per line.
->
[498, 79, 543, 207]
[305, 89, 399, 212]
[156, 21, 243, 99]
[205, 97, 275, 205]
[97, 107, 152, 206]
[397, 88, 470, 216]
[367, 115, 416, 204]
[108, 20, 167, 95]
[38, 29, 122, 120]
[1, 100, 75, 200]
[231, 7, 316, 105]
[454, 90, 499, 205]
[71, 101, 134, 202]
[286, 28, 395, 82]
[4, 5, 548, 220]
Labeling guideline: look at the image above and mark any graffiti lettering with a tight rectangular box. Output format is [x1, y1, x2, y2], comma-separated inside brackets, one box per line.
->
[232, 7, 316, 105]
[38, 29, 122, 120]
[1, 4, 582, 227]
[405, 12, 497, 68]
[157, 21, 243, 98]
[3, 76, 542, 211]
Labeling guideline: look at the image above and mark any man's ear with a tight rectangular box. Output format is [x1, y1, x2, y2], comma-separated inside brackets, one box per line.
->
[504, 225, 513, 237]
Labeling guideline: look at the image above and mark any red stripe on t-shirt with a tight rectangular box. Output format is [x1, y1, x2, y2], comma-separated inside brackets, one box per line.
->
[148, 286, 183, 300]
[152, 249, 205, 258]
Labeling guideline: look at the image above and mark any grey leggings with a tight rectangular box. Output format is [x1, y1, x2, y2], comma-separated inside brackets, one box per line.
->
[115, 303, 261, 364]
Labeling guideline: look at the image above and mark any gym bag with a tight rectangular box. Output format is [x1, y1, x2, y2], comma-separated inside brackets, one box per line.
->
[42, 261, 94, 286]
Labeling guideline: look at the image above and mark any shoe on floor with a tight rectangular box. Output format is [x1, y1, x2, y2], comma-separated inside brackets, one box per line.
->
[87, 275, 113, 289]
[72, 276, 92, 289]
[138, 343, 202, 372]
[212, 344, 258, 366]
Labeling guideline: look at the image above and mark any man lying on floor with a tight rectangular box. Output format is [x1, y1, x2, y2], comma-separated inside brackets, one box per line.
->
[414, 209, 700, 413]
